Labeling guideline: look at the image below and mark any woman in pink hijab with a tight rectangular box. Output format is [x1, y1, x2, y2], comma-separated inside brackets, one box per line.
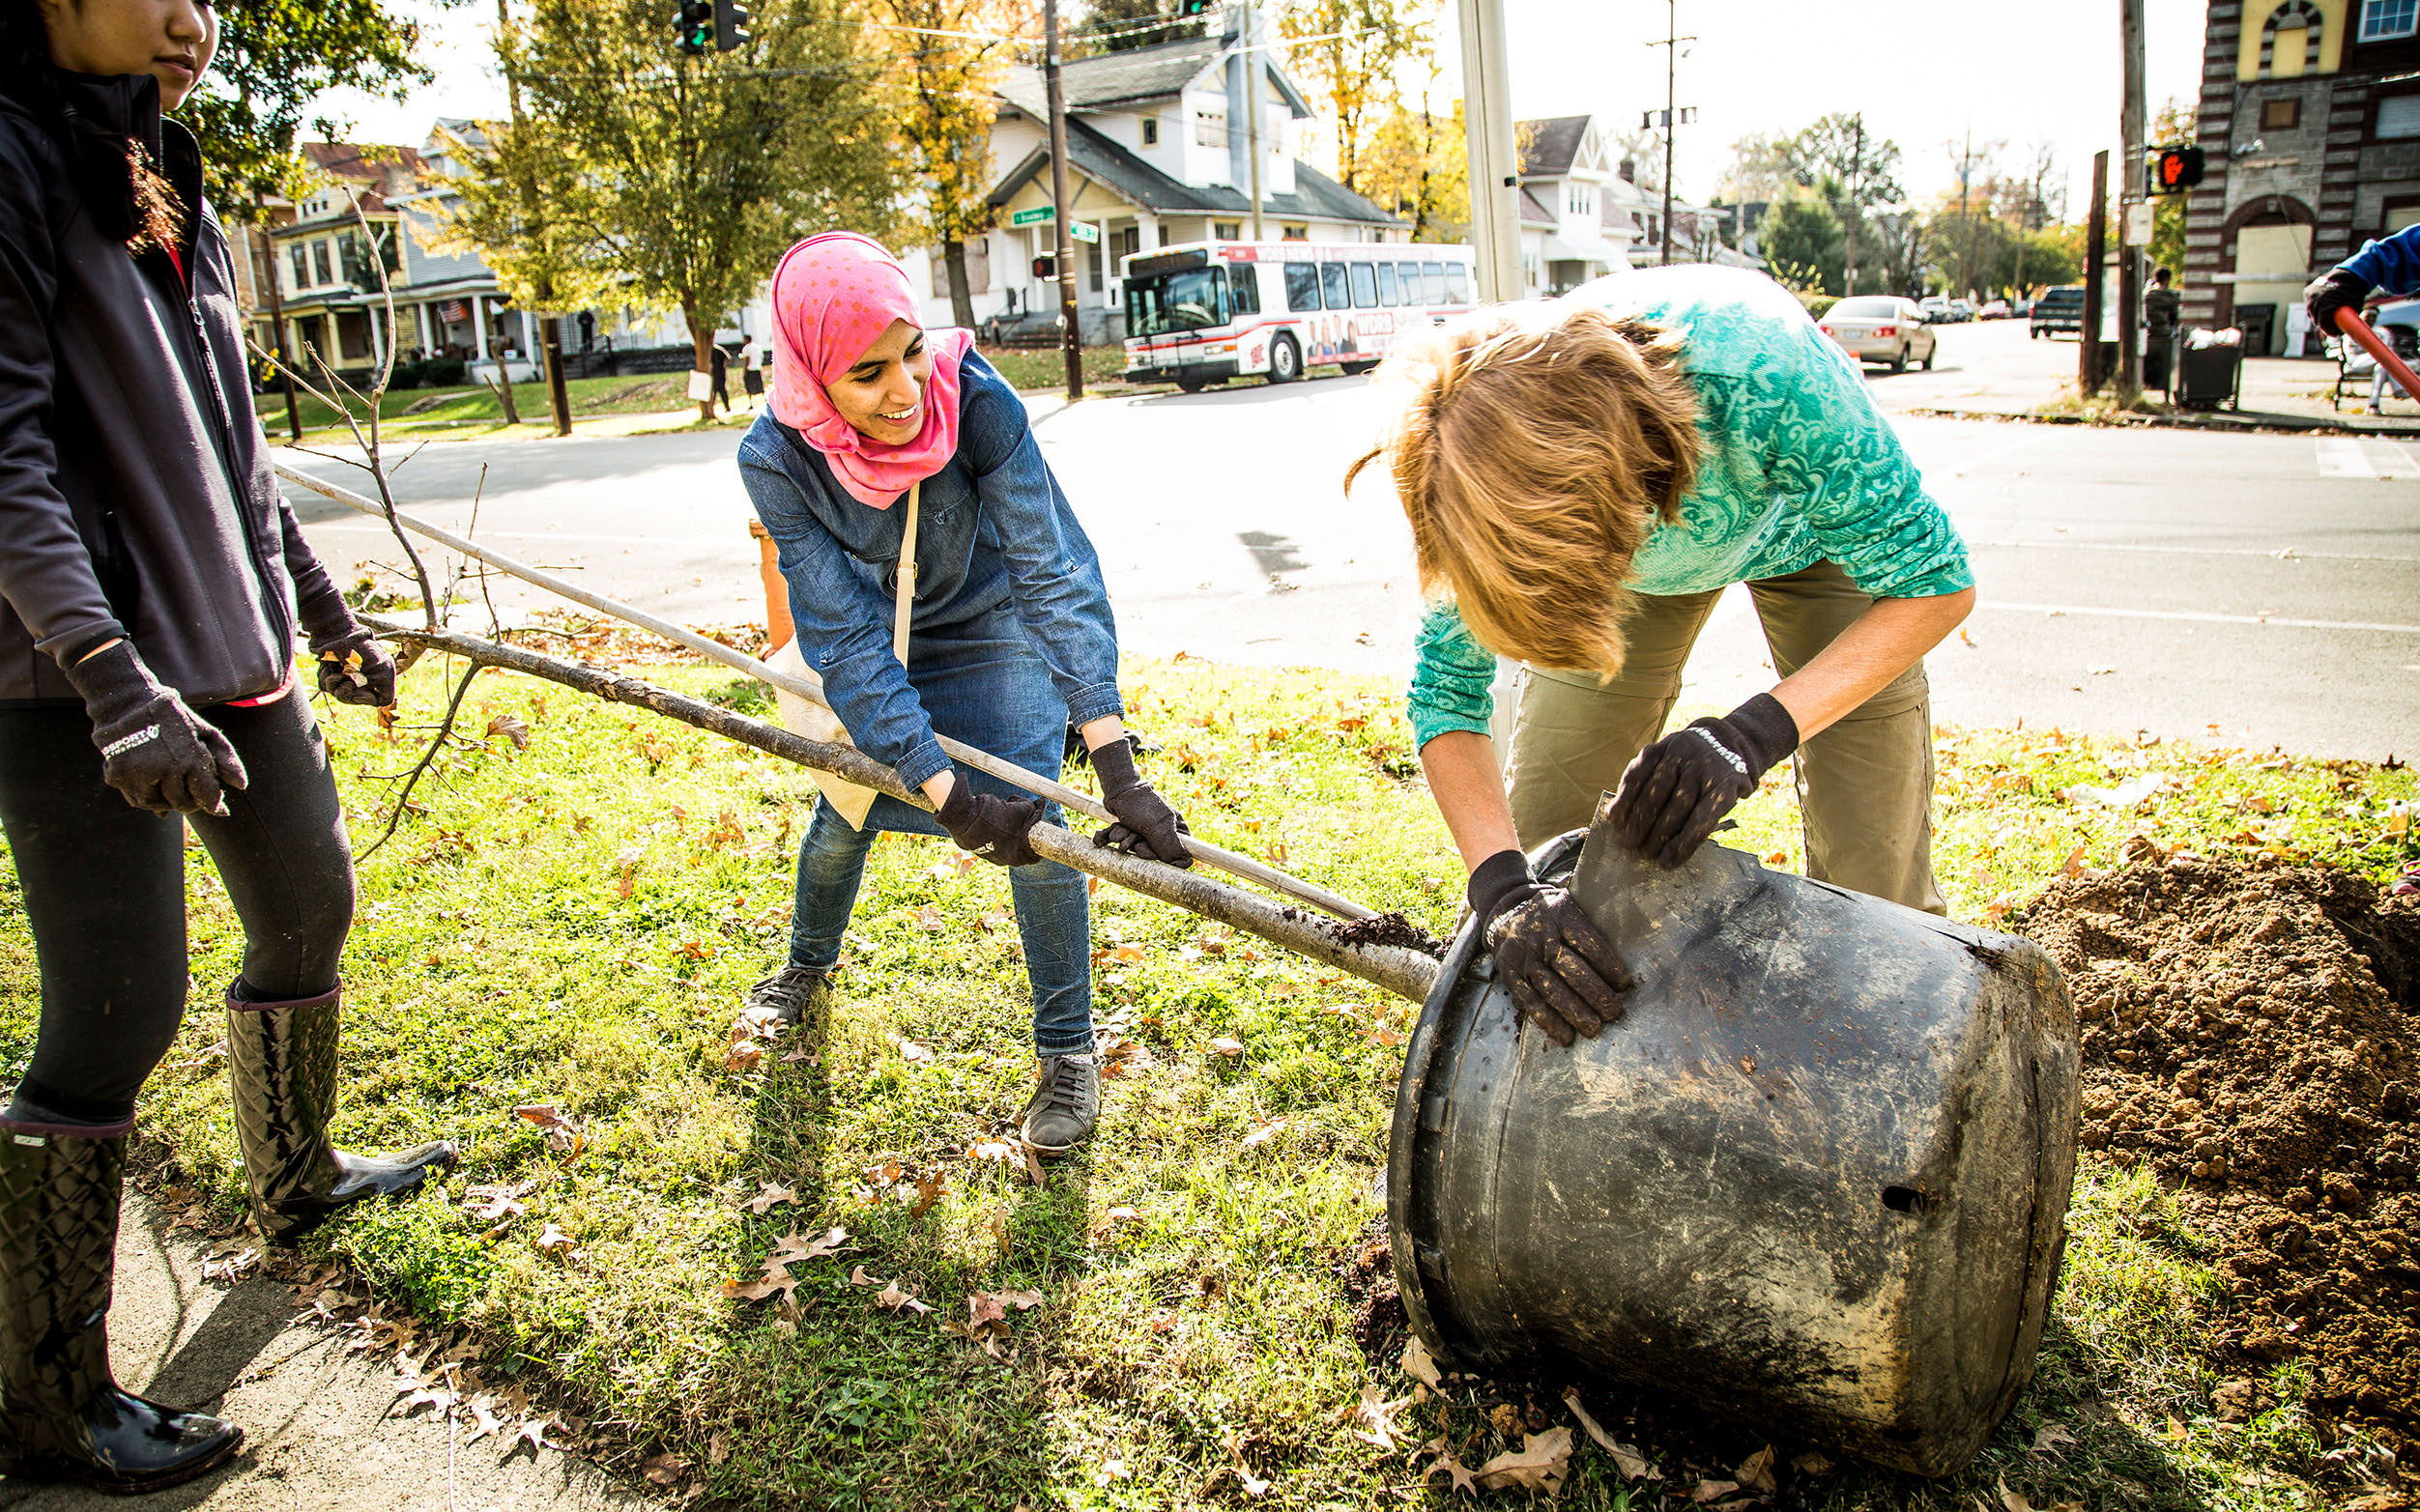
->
[735, 233, 1187, 1155]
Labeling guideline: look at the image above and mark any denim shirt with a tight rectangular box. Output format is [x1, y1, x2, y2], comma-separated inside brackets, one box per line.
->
[1406, 266, 1973, 751]
[737, 351, 1123, 791]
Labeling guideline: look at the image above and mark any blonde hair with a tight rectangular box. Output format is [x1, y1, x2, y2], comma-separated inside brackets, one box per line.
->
[1346, 304, 1701, 674]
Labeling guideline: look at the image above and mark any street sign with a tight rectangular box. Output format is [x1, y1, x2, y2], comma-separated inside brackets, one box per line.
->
[1069, 222, 1100, 243]
[2123, 202, 2154, 247]
[1010, 207, 1053, 226]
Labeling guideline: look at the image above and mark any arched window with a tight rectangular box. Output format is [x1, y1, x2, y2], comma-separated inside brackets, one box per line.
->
[2258, 0, 2328, 77]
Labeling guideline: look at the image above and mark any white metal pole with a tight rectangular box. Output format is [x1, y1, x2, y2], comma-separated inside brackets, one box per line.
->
[1455, 0, 1520, 300]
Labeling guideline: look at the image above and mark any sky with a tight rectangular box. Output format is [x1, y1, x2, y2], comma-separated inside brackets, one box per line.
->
[313, 0, 2210, 212]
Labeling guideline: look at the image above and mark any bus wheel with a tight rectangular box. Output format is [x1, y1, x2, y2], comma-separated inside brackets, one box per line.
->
[1341, 358, 1378, 376]
[1177, 376, 1207, 393]
[1267, 334, 1302, 385]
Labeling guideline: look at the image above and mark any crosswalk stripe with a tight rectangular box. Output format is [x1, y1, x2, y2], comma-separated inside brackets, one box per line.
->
[2368, 440, 2420, 477]
[2317, 437, 2373, 476]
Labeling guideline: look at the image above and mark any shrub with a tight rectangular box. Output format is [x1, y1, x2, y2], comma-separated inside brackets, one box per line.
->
[420, 357, 468, 387]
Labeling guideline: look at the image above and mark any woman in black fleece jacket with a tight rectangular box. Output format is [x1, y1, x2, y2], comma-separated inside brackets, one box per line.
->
[0, 0, 454, 1493]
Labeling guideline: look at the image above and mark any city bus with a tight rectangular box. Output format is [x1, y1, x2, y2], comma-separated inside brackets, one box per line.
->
[1120, 240, 1477, 391]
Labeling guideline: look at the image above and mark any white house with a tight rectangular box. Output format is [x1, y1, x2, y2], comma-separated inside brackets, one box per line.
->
[891, 9, 1404, 340]
[1513, 114, 1639, 295]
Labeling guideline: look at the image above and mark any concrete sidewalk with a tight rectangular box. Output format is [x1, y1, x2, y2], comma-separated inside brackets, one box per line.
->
[0, 1184, 654, 1512]
[1866, 316, 2420, 434]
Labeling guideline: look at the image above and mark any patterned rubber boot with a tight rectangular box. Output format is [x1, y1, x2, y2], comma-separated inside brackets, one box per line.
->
[0, 1115, 245, 1493]
[226, 984, 456, 1244]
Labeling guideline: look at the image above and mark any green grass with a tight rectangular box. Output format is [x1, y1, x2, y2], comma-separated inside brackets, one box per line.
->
[274, 372, 725, 439]
[978, 345, 1138, 393]
[0, 656, 2411, 1508]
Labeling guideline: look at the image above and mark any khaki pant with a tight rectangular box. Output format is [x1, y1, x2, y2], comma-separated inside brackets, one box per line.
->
[1504, 560, 1946, 915]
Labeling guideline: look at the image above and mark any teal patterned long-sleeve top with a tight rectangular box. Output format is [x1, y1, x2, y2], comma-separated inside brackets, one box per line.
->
[1408, 266, 1973, 750]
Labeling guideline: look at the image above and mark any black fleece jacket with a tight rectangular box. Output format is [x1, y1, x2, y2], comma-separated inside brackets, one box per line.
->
[0, 69, 357, 706]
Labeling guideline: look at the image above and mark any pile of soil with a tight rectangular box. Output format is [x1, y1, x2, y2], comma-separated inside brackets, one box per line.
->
[2019, 858, 2420, 1453]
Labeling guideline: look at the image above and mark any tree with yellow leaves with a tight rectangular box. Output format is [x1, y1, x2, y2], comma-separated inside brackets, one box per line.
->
[1279, 0, 1435, 198]
[875, 0, 1023, 329]
[1356, 87, 1467, 242]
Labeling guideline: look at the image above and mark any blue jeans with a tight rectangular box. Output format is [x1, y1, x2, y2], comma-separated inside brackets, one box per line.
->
[782, 617, 1094, 1058]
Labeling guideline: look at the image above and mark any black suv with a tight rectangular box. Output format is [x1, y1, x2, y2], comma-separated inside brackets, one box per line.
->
[2031, 285, 2086, 338]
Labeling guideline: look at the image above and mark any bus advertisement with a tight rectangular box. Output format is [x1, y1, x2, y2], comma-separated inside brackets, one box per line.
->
[1119, 240, 1477, 391]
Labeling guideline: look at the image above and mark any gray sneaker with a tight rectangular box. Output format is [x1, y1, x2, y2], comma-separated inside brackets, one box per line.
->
[744, 964, 831, 1027]
[1020, 1054, 1100, 1154]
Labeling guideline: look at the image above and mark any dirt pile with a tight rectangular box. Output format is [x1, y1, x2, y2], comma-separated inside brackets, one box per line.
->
[2020, 858, 2420, 1452]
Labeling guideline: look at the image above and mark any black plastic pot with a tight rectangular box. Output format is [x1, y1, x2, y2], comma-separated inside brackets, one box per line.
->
[1388, 803, 2079, 1476]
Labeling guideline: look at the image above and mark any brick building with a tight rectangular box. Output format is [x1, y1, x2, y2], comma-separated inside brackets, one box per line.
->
[2184, 0, 2420, 353]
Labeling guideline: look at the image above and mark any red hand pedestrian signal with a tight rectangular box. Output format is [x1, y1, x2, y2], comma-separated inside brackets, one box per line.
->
[2146, 145, 2204, 196]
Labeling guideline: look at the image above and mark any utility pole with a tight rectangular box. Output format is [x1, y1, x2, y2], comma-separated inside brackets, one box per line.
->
[1844, 114, 1862, 295]
[1455, 0, 1521, 300]
[1043, 0, 1082, 399]
[1954, 127, 1973, 300]
[2116, 0, 2146, 398]
[1243, 0, 1264, 241]
[2081, 149, 2110, 393]
[253, 216, 303, 441]
[1646, 0, 1693, 266]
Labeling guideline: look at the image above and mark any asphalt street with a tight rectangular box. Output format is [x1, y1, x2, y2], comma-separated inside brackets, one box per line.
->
[279, 328, 2420, 762]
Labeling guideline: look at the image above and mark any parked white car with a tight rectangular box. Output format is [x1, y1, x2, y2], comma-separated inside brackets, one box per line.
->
[1817, 296, 1937, 373]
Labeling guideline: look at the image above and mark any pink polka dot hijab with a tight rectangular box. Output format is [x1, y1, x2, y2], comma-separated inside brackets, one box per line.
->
[768, 232, 975, 509]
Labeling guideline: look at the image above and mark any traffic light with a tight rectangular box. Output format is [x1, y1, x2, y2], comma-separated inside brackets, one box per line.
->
[675, 0, 712, 55]
[2146, 144, 2204, 196]
[1032, 256, 1056, 278]
[713, 0, 748, 50]
[1178, 0, 1213, 14]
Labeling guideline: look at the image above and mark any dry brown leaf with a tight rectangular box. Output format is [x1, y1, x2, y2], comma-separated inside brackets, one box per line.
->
[849, 1265, 877, 1286]
[1735, 1444, 1776, 1494]
[1400, 1336, 1443, 1390]
[1790, 1450, 1835, 1479]
[533, 1224, 581, 1263]
[875, 1280, 933, 1315]
[766, 1227, 847, 1268]
[1347, 1384, 1411, 1452]
[485, 713, 531, 749]
[1561, 1387, 1651, 1478]
[1239, 1119, 1286, 1149]
[894, 1036, 936, 1064]
[1420, 1436, 1481, 1497]
[641, 1453, 686, 1487]
[1207, 1036, 1246, 1057]
[2031, 1422, 2078, 1455]
[508, 1414, 561, 1457]
[722, 1039, 764, 1073]
[1691, 1478, 1742, 1504]
[909, 1170, 946, 1217]
[914, 904, 945, 932]
[739, 1182, 798, 1214]
[1474, 1427, 1571, 1495]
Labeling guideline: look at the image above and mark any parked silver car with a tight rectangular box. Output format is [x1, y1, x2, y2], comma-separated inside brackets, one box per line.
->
[1817, 296, 1938, 373]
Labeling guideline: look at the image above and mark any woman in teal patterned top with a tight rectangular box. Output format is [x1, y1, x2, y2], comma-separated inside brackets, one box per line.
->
[1350, 266, 1973, 1046]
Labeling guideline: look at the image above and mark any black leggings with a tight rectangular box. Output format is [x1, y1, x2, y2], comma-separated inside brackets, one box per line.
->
[0, 694, 354, 1125]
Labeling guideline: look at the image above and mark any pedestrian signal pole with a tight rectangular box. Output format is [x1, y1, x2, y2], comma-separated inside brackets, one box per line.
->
[1455, 0, 1521, 300]
[2117, 0, 2146, 398]
[1044, 0, 1083, 400]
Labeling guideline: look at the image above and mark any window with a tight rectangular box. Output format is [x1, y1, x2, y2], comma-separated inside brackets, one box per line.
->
[1444, 263, 1470, 302]
[1124, 267, 1227, 336]
[1214, 220, 1242, 240]
[2362, 0, 2418, 42]
[1375, 263, 1397, 305]
[1320, 263, 1349, 309]
[1141, 117, 1160, 147]
[2380, 93, 2420, 138]
[1283, 261, 1321, 311]
[1397, 261, 1425, 304]
[1422, 264, 1447, 303]
[1281, 223, 1309, 241]
[1229, 264, 1261, 315]
[309, 239, 333, 287]
[1194, 108, 1226, 148]
[288, 242, 308, 291]
[1087, 234, 1104, 294]
[2262, 97, 2301, 130]
[1348, 262, 1377, 306]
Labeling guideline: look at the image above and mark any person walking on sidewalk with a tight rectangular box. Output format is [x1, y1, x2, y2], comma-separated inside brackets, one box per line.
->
[0, 0, 455, 1493]
[736, 233, 1189, 1155]
[1353, 266, 1974, 1046]
[2307, 220, 2420, 341]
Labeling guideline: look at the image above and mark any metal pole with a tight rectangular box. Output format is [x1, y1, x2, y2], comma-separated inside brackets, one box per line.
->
[2082, 149, 2110, 394]
[254, 214, 304, 441]
[274, 461, 1379, 923]
[1659, 0, 1676, 267]
[1843, 114, 1861, 295]
[1043, 0, 1084, 400]
[1243, 0, 1264, 242]
[1455, 0, 1520, 300]
[2116, 0, 2146, 398]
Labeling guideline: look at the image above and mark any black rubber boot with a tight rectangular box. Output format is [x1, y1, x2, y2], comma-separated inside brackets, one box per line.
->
[0, 1115, 245, 1493]
[225, 983, 456, 1244]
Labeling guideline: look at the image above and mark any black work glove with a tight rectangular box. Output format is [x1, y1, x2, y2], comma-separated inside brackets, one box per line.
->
[2306, 267, 2372, 343]
[60, 641, 248, 816]
[936, 768, 1045, 869]
[1088, 736, 1192, 867]
[311, 625, 397, 707]
[1610, 692, 1800, 867]
[1469, 849, 1633, 1046]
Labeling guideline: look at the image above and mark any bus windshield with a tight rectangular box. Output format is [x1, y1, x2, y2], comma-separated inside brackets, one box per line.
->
[1126, 268, 1228, 336]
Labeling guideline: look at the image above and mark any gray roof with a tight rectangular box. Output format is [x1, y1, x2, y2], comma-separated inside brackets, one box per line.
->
[986, 113, 1397, 225]
[1518, 114, 1590, 177]
[997, 36, 1310, 118]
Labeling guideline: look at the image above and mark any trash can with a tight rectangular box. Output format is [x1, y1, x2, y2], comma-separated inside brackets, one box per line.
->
[1389, 800, 2080, 1477]
[2177, 328, 2244, 411]
[2236, 302, 2276, 357]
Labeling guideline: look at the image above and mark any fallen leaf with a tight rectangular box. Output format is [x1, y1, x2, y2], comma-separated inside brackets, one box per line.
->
[641, 1453, 687, 1487]
[1790, 1450, 1835, 1479]
[1347, 1383, 1411, 1451]
[1421, 1435, 1482, 1496]
[533, 1224, 582, 1263]
[2060, 774, 2166, 810]
[2031, 1421, 2078, 1455]
[765, 1227, 847, 1268]
[1561, 1387, 1651, 1478]
[2060, 843, 2089, 879]
[462, 1394, 504, 1444]
[849, 1266, 877, 1286]
[895, 1036, 935, 1064]
[1401, 1336, 1443, 1389]
[1474, 1427, 1572, 1495]
[1692, 1479, 1742, 1504]
[485, 713, 532, 750]
[914, 904, 945, 932]
[1207, 1036, 1246, 1057]
[1735, 1444, 1776, 1494]
[909, 1170, 946, 1217]
[1239, 1119, 1286, 1149]
[508, 1414, 561, 1457]
[722, 1039, 764, 1073]
[876, 1280, 933, 1314]
[740, 1182, 797, 1214]
[1999, 1476, 2033, 1512]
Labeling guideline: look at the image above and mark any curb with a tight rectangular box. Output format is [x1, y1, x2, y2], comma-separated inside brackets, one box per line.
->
[1901, 404, 2420, 438]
